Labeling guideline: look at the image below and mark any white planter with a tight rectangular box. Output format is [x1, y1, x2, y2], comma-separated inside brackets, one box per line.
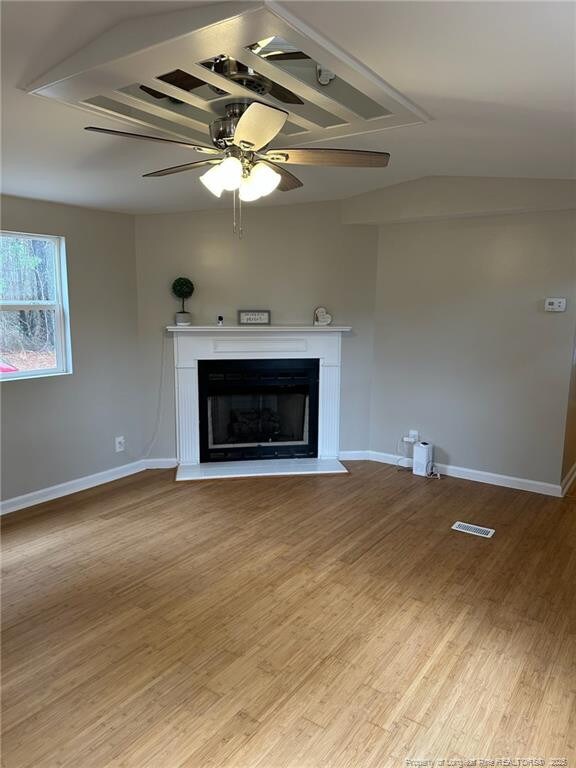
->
[175, 312, 192, 326]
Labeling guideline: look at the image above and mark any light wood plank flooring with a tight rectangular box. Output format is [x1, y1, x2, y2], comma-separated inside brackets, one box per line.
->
[2, 462, 575, 767]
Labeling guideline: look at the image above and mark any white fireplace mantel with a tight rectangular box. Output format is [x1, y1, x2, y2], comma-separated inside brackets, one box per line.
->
[167, 325, 351, 480]
[166, 326, 352, 333]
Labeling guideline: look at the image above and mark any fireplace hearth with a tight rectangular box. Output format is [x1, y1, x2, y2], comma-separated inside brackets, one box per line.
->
[198, 359, 319, 462]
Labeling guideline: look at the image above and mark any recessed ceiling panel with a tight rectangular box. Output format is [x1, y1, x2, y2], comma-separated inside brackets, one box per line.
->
[144, 68, 229, 103]
[83, 96, 210, 145]
[246, 36, 391, 120]
[121, 82, 217, 124]
[198, 54, 345, 128]
[25, 2, 429, 146]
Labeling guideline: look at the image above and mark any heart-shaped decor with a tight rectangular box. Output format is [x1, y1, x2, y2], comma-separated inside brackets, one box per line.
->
[313, 306, 333, 326]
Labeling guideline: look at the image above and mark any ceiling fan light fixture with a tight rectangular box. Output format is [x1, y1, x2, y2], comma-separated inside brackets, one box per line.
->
[249, 162, 281, 196]
[238, 162, 281, 201]
[86, 104, 389, 229]
[199, 164, 225, 197]
[238, 176, 262, 202]
[218, 156, 243, 191]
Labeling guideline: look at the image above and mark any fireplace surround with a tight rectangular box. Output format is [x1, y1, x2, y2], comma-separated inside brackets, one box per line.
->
[167, 325, 351, 480]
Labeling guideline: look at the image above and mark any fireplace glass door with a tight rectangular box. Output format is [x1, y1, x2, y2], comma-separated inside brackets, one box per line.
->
[198, 359, 319, 462]
[208, 392, 309, 449]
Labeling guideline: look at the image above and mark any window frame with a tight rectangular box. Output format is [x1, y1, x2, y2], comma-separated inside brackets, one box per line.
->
[0, 230, 72, 381]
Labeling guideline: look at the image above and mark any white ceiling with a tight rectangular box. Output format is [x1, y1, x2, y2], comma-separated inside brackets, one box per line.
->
[2, 1, 575, 214]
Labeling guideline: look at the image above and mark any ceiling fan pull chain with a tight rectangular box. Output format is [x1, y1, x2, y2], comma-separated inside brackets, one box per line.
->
[231, 188, 243, 238]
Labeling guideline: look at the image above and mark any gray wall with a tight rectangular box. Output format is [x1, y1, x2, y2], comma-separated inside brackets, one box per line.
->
[369, 210, 576, 485]
[343, 177, 576, 225]
[1, 195, 140, 499]
[563, 335, 576, 480]
[3, 180, 575, 501]
[134, 201, 377, 458]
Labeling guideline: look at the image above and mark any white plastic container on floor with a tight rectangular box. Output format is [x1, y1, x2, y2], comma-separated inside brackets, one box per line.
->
[413, 441, 433, 476]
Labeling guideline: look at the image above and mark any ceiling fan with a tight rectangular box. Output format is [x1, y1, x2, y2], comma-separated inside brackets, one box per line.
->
[85, 100, 390, 203]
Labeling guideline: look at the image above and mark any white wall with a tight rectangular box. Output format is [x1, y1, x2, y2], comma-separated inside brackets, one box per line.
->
[1, 195, 140, 500]
[369, 210, 576, 485]
[134, 201, 377, 458]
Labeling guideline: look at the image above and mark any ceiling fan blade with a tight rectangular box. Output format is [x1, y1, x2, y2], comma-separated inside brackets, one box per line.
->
[263, 148, 391, 167]
[261, 161, 303, 192]
[268, 81, 304, 106]
[85, 126, 219, 154]
[143, 158, 222, 178]
[262, 51, 310, 61]
[233, 103, 288, 151]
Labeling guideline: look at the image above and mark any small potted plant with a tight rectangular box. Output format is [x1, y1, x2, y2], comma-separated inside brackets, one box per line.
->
[172, 277, 195, 326]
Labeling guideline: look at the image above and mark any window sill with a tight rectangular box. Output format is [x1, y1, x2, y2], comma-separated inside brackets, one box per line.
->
[1, 369, 73, 383]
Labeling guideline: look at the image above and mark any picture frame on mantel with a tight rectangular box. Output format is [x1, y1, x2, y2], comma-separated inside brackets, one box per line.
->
[237, 310, 271, 325]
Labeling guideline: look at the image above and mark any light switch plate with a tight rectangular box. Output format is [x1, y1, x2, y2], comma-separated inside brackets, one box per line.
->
[544, 298, 567, 312]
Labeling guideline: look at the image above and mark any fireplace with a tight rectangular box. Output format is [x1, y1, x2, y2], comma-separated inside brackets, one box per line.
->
[198, 358, 319, 462]
[167, 325, 350, 480]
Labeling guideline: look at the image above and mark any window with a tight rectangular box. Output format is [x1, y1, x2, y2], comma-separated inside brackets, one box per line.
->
[0, 231, 72, 380]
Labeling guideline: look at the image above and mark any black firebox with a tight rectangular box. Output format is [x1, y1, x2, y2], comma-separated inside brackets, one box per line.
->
[198, 358, 319, 462]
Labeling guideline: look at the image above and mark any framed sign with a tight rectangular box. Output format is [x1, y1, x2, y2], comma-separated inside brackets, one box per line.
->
[237, 310, 271, 325]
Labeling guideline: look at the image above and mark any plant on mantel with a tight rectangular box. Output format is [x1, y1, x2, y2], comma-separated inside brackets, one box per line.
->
[172, 277, 195, 326]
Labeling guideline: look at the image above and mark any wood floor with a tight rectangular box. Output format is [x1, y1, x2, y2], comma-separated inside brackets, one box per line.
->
[2, 462, 575, 767]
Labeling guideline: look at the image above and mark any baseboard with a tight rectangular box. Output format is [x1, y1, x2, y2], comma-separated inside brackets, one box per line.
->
[140, 458, 179, 470]
[339, 450, 562, 497]
[338, 450, 370, 461]
[0, 461, 145, 515]
[339, 450, 400, 464]
[435, 461, 561, 497]
[1, 449, 562, 516]
[366, 450, 405, 465]
[561, 461, 576, 496]
[0, 457, 178, 516]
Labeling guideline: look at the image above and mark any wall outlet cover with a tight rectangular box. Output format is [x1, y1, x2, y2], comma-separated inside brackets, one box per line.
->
[544, 298, 566, 312]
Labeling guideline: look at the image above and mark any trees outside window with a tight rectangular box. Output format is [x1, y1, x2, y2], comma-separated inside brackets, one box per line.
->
[0, 232, 72, 380]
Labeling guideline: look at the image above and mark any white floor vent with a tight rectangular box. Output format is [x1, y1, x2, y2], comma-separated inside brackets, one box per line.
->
[451, 521, 495, 538]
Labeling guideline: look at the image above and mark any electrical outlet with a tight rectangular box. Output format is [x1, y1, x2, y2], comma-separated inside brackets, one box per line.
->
[409, 430, 420, 442]
[114, 435, 125, 453]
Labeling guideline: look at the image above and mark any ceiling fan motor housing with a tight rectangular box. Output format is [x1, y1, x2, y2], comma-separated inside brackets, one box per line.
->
[210, 103, 253, 149]
[211, 57, 272, 97]
[209, 116, 239, 148]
